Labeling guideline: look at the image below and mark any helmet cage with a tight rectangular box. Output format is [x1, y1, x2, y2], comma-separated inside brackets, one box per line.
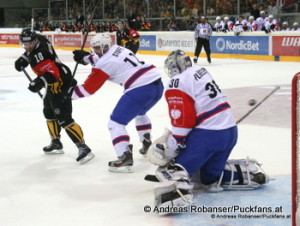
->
[164, 50, 192, 77]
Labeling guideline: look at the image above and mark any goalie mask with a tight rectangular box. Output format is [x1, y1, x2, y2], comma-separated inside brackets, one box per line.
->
[164, 50, 192, 77]
[90, 33, 112, 56]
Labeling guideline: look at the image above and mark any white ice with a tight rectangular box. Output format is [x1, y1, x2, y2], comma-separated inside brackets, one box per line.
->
[0, 47, 297, 226]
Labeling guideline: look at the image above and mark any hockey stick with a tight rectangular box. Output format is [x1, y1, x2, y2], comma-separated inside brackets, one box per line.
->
[235, 85, 280, 125]
[144, 174, 159, 182]
[22, 69, 43, 98]
[72, 0, 100, 78]
[144, 85, 281, 182]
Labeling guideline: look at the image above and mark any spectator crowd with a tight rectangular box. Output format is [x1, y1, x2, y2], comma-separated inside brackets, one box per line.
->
[30, 0, 299, 32]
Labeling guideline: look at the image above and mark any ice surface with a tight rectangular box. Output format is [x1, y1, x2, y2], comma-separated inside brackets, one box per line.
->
[0, 47, 297, 226]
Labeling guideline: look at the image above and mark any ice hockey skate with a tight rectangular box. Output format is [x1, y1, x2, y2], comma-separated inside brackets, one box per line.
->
[139, 133, 152, 156]
[108, 145, 133, 173]
[43, 139, 64, 154]
[76, 143, 95, 164]
[207, 57, 211, 63]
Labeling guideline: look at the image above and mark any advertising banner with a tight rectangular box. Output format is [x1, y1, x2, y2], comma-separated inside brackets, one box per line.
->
[0, 34, 20, 45]
[156, 34, 196, 52]
[210, 36, 269, 55]
[139, 35, 156, 51]
[53, 34, 82, 47]
[273, 36, 300, 56]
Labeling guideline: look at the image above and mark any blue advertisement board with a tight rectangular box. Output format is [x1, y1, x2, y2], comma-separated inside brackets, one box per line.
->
[139, 35, 156, 51]
[210, 36, 269, 55]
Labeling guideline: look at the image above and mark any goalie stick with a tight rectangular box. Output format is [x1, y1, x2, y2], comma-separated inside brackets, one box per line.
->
[144, 85, 280, 182]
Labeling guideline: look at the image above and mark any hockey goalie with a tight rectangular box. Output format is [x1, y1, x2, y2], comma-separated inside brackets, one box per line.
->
[147, 50, 269, 214]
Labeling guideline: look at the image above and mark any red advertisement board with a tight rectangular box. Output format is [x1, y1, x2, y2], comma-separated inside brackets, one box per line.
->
[0, 34, 20, 45]
[273, 36, 300, 56]
[53, 34, 82, 47]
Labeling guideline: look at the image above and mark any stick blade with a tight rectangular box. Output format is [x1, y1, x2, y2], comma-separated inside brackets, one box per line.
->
[144, 174, 159, 182]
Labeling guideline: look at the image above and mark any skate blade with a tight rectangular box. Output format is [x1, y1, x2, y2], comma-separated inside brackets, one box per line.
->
[44, 149, 64, 155]
[108, 165, 133, 173]
[78, 152, 95, 164]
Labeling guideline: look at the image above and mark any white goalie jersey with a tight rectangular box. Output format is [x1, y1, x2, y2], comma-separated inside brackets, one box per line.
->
[165, 65, 236, 140]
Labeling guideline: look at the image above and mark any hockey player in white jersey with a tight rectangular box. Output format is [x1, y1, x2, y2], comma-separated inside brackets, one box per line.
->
[214, 16, 224, 32]
[223, 16, 234, 32]
[292, 22, 300, 31]
[256, 11, 268, 31]
[247, 16, 258, 31]
[281, 22, 290, 31]
[71, 34, 163, 172]
[264, 15, 279, 32]
[233, 15, 248, 35]
[147, 50, 269, 213]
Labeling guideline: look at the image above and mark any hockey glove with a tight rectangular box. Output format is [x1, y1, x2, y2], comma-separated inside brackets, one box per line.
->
[147, 128, 184, 166]
[65, 79, 78, 99]
[28, 76, 46, 93]
[15, 55, 29, 72]
[73, 50, 90, 65]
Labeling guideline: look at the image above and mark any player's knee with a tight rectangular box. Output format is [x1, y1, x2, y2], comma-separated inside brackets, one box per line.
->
[56, 116, 74, 128]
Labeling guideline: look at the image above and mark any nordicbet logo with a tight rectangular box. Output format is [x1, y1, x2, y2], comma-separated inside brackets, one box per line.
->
[216, 38, 260, 52]
[140, 39, 151, 48]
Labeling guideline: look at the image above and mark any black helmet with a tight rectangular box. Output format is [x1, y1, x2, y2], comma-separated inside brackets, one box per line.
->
[19, 28, 37, 42]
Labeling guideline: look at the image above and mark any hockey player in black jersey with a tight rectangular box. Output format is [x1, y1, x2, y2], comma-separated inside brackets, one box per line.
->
[14, 28, 94, 164]
[116, 21, 140, 54]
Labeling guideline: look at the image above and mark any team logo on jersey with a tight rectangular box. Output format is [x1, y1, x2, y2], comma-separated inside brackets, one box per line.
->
[170, 109, 181, 119]
[170, 105, 182, 126]
[54, 108, 60, 115]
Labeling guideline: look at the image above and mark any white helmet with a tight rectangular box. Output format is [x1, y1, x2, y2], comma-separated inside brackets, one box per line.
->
[164, 50, 192, 77]
[282, 21, 288, 26]
[90, 33, 112, 49]
[216, 16, 221, 21]
[224, 17, 229, 21]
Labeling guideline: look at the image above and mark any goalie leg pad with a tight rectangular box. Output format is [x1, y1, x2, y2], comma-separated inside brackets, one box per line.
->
[154, 181, 193, 215]
[221, 157, 269, 190]
[153, 163, 194, 214]
[155, 163, 194, 191]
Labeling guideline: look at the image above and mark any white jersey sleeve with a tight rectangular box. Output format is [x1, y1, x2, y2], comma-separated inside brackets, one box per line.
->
[94, 45, 161, 92]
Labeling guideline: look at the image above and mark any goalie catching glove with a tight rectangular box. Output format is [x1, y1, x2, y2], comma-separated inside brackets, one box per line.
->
[73, 50, 90, 65]
[147, 128, 185, 166]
